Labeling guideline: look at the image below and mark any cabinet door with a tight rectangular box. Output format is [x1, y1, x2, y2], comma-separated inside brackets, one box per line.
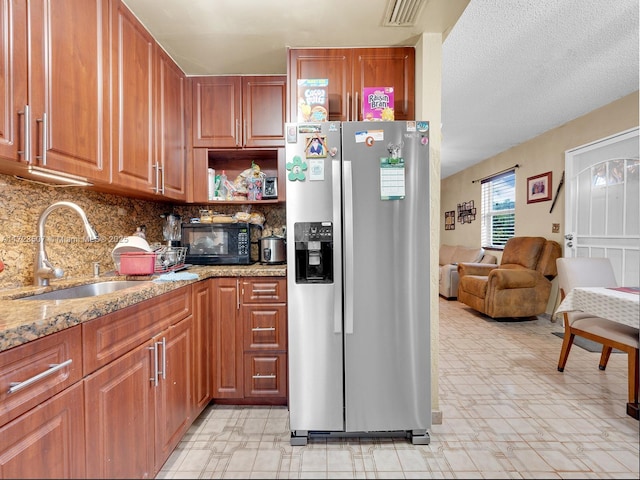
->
[192, 279, 211, 416]
[110, 0, 155, 192]
[287, 48, 352, 122]
[155, 316, 193, 472]
[211, 277, 244, 398]
[84, 340, 155, 479]
[192, 76, 241, 148]
[0, 383, 85, 479]
[156, 46, 186, 200]
[352, 47, 415, 121]
[0, 0, 27, 163]
[242, 76, 286, 148]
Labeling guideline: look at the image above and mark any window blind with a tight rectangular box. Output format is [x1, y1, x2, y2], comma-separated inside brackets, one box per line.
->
[481, 170, 516, 248]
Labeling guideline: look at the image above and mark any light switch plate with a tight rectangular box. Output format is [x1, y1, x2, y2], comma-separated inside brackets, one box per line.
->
[552, 223, 560, 233]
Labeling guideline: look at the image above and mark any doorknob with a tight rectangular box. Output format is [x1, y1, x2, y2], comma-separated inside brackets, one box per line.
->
[564, 233, 573, 240]
[566, 241, 573, 248]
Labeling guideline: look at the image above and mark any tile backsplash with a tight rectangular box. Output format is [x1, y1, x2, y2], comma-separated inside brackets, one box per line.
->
[0, 173, 285, 289]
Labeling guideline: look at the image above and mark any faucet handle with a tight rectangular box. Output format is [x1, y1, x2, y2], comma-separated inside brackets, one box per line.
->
[52, 267, 64, 279]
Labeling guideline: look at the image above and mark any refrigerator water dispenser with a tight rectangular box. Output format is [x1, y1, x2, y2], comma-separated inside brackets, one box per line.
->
[294, 222, 333, 283]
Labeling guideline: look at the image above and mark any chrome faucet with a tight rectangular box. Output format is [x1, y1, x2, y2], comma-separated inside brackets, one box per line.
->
[33, 201, 99, 286]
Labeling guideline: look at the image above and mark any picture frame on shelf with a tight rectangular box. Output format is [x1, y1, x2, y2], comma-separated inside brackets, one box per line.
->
[527, 171, 552, 203]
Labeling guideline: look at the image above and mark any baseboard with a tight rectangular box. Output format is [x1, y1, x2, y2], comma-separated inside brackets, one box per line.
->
[432, 410, 443, 425]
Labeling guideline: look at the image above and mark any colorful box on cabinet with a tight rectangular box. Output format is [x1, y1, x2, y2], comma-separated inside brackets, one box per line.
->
[297, 79, 329, 122]
[363, 87, 394, 121]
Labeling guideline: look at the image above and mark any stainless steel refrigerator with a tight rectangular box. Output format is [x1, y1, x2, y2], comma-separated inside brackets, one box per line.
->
[285, 121, 431, 446]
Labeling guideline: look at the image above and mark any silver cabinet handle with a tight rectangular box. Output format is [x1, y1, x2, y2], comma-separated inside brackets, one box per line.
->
[235, 119, 240, 147]
[158, 163, 165, 195]
[36, 113, 47, 165]
[157, 337, 166, 380]
[251, 289, 276, 294]
[251, 327, 275, 332]
[243, 119, 247, 146]
[152, 162, 160, 193]
[149, 344, 159, 386]
[8, 359, 72, 394]
[18, 105, 31, 163]
[354, 91, 359, 121]
[252, 373, 276, 379]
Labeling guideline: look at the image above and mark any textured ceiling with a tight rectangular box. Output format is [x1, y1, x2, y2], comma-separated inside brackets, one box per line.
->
[123, 0, 639, 179]
[441, 0, 639, 178]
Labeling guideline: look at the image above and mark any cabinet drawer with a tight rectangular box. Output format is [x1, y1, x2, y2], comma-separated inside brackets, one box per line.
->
[83, 286, 192, 375]
[243, 304, 287, 351]
[241, 278, 286, 304]
[0, 326, 82, 427]
[243, 353, 287, 398]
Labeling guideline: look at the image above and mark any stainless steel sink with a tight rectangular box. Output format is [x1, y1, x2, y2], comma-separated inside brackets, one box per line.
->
[18, 280, 153, 301]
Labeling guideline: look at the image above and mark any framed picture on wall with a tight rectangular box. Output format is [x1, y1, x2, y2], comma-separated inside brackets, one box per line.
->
[527, 171, 552, 203]
[445, 210, 455, 230]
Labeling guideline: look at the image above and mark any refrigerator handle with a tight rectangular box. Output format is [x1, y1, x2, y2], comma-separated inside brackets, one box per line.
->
[343, 160, 354, 335]
[332, 158, 342, 334]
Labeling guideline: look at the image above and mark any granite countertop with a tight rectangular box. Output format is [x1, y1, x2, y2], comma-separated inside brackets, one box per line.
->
[0, 264, 286, 353]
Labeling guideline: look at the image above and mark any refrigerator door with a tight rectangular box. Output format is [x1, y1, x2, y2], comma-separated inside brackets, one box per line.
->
[341, 121, 431, 433]
[286, 122, 345, 432]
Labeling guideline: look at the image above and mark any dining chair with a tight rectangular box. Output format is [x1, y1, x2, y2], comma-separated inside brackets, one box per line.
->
[556, 257, 639, 406]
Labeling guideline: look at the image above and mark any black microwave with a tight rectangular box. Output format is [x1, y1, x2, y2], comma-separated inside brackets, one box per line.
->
[181, 222, 259, 265]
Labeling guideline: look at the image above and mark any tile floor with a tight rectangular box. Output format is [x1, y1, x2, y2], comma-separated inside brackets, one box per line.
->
[157, 298, 639, 479]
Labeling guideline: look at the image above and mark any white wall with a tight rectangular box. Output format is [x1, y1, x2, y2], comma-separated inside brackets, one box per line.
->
[440, 91, 639, 312]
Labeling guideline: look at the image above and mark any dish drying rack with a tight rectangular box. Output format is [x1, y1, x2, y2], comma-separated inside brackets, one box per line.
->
[119, 246, 187, 275]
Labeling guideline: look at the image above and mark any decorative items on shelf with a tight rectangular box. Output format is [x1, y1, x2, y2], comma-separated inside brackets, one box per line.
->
[444, 210, 455, 230]
[527, 171, 552, 203]
[457, 201, 476, 224]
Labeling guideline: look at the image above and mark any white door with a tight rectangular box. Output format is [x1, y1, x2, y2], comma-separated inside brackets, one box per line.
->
[564, 127, 639, 286]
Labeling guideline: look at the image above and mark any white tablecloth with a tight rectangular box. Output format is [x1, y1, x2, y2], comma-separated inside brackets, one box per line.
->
[555, 287, 639, 328]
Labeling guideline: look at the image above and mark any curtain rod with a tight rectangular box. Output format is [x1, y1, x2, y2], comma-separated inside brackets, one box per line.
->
[471, 164, 520, 184]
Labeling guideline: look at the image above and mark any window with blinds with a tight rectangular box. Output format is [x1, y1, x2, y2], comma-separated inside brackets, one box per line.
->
[481, 170, 516, 248]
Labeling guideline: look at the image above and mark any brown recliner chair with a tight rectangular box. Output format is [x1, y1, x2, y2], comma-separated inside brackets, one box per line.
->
[457, 236, 562, 319]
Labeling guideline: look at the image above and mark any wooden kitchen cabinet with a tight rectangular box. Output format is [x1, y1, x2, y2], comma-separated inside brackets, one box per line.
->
[191, 75, 286, 149]
[287, 47, 415, 122]
[83, 286, 193, 479]
[212, 277, 287, 404]
[192, 279, 212, 417]
[110, 0, 187, 199]
[155, 46, 187, 200]
[189, 147, 286, 204]
[0, 325, 85, 479]
[211, 277, 244, 399]
[0, 383, 86, 479]
[0, 0, 110, 182]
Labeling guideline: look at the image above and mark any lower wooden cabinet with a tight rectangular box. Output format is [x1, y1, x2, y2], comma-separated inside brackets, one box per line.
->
[192, 279, 212, 417]
[212, 277, 287, 404]
[0, 382, 86, 479]
[83, 289, 194, 478]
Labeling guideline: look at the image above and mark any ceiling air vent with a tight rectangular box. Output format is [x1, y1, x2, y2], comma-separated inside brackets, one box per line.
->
[384, 0, 426, 26]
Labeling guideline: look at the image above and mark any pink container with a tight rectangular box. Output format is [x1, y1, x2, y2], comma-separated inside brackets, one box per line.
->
[118, 252, 156, 275]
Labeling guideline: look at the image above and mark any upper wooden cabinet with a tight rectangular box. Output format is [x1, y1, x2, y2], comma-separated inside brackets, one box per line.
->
[191, 75, 286, 148]
[110, 0, 186, 200]
[155, 46, 187, 200]
[287, 47, 415, 122]
[0, 0, 110, 181]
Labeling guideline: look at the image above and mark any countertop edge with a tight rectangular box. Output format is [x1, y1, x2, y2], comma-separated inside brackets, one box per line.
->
[0, 264, 286, 353]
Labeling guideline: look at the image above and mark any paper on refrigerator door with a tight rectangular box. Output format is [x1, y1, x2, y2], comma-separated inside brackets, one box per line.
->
[380, 157, 405, 200]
